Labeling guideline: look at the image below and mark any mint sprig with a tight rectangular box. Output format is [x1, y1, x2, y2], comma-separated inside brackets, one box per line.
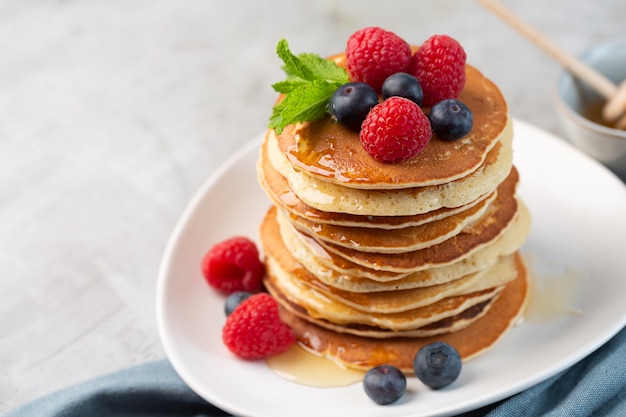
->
[268, 39, 349, 134]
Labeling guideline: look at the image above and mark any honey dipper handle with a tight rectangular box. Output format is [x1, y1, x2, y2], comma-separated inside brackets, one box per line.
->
[476, 0, 618, 100]
[603, 80, 626, 121]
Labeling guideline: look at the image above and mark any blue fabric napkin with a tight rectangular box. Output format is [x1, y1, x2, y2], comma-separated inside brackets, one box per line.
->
[5, 325, 625, 417]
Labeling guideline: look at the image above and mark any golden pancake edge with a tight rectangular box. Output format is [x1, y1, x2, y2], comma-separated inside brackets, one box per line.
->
[274, 252, 529, 373]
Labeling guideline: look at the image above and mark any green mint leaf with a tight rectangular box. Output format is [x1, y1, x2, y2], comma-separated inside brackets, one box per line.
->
[275, 38, 313, 81]
[269, 79, 340, 134]
[271, 79, 307, 94]
[297, 53, 349, 83]
[269, 39, 349, 133]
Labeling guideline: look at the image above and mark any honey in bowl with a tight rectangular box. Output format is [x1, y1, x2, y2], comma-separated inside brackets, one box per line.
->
[580, 99, 626, 131]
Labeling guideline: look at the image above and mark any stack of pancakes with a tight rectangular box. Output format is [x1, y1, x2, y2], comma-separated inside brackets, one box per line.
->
[257, 57, 531, 373]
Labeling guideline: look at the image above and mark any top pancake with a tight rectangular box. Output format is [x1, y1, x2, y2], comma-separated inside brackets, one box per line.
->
[273, 60, 509, 190]
[258, 134, 496, 229]
[267, 124, 513, 216]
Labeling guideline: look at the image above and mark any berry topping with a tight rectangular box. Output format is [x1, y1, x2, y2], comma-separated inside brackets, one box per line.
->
[224, 291, 253, 316]
[360, 96, 432, 163]
[382, 72, 423, 105]
[413, 342, 462, 389]
[429, 99, 473, 141]
[346, 27, 412, 92]
[201, 236, 265, 294]
[363, 365, 407, 405]
[328, 82, 379, 130]
[222, 293, 295, 359]
[410, 34, 466, 107]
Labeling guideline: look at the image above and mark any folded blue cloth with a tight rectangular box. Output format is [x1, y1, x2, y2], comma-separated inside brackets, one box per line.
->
[3, 359, 230, 417]
[6, 325, 625, 417]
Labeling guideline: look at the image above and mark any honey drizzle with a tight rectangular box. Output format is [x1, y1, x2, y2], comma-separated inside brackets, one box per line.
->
[266, 343, 364, 387]
[522, 253, 585, 323]
[581, 99, 626, 130]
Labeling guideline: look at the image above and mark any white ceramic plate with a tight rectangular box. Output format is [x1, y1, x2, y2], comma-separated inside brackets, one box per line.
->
[156, 120, 626, 417]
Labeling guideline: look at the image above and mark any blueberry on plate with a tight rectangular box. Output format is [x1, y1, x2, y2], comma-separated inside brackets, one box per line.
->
[363, 365, 406, 405]
[382, 72, 424, 105]
[224, 291, 253, 316]
[428, 99, 473, 141]
[327, 82, 379, 130]
[413, 342, 462, 389]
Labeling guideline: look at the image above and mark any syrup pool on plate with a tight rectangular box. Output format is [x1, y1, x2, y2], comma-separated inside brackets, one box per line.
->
[523, 252, 585, 323]
[266, 343, 364, 387]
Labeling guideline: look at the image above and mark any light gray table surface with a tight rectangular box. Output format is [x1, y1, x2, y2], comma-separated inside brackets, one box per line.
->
[2, 0, 625, 412]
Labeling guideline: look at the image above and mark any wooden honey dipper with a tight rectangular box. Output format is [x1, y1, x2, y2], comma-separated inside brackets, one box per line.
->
[477, 0, 626, 129]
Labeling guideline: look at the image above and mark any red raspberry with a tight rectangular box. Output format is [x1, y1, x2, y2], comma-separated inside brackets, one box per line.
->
[346, 27, 412, 93]
[201, 236, 264, 294]
[410, 34, 466, 107]
[360, 97, 432, 163]
[222, 293, 295, 359]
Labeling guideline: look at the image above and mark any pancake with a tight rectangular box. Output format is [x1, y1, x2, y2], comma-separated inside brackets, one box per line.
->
[266, 244, 517, 314]
[265, 255, 503, 332]
[283, 188, 495, 253]
[270, 278, 501, 339]
[274, 164, 519, 253]
[274, 63, 509, 189]
[261, 200, 531, 291]
[257, 137, 497, 230]
[266, 123, 513, 216]
[299, 254, 518, 314]
[305, 179, 520, 273]
[307, 298, 500, 339]
[276, 252, 529, 373]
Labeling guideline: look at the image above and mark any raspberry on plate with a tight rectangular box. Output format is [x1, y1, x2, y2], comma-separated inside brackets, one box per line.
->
[346, 27, 412, 93]
[222, 293, 295, 359]
[410, 34, 466, 107]
[360, 96, 432, 163]
[201, 236, 265, 294]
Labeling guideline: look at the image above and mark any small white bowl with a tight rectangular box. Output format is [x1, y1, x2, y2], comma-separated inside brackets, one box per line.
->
[554, 39, 626, 181]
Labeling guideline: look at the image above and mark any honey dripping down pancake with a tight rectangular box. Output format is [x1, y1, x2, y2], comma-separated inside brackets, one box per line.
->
[250, 33, 531, 375]
[265, 120, 514, 216]
[257, 136, 498, 230]
[274, 64, 509, 189]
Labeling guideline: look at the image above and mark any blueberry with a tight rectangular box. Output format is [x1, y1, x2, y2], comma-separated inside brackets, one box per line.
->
[382, 72, 423, 105]
[413, 342, 462, 389]
[428, 99, 473, 141]
[224, 291, 252, 316]
[327, 82, 379, 130]
[362, 365, 406, 405]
